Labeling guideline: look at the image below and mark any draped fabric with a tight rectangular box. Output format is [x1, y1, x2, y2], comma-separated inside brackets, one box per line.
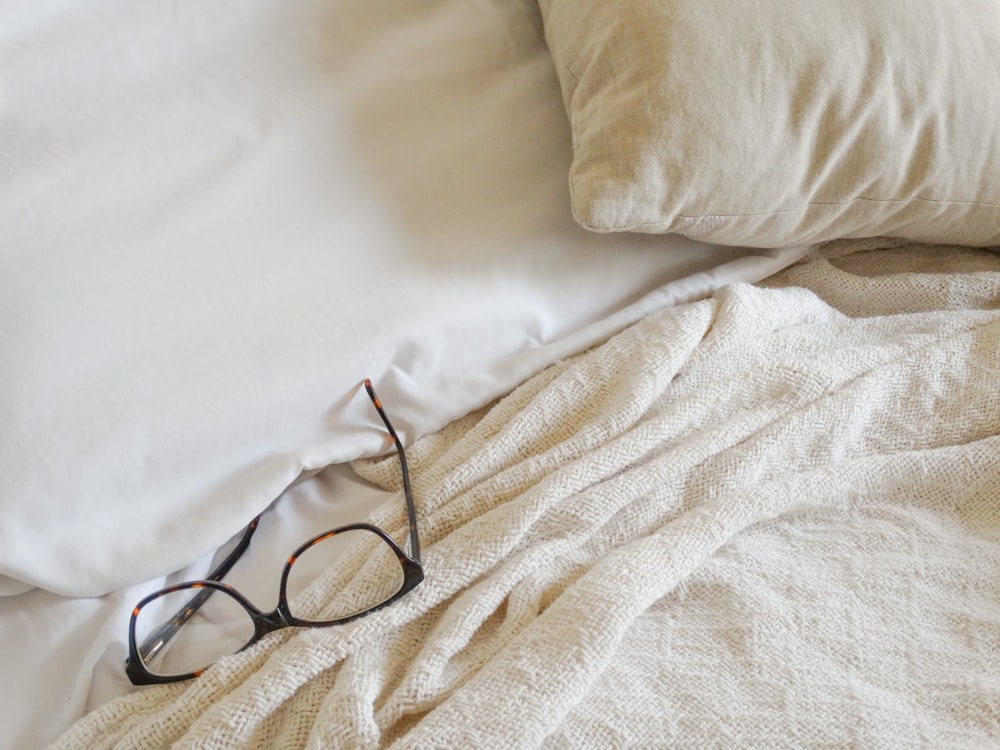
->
[52, 243, 1000, 749]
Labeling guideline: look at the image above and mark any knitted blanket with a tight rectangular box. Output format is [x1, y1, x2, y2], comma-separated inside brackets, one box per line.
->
[52, 243, 1000, 748]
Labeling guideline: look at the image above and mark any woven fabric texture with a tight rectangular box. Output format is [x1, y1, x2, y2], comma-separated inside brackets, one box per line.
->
[52, 242, 1000, 748]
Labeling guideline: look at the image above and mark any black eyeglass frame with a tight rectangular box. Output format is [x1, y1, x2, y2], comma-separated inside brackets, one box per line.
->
[125, 379, 423, 685]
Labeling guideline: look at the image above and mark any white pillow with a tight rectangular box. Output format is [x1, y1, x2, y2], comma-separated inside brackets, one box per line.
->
[538, 0, 1000, 248]
[0, 0, 802, 596]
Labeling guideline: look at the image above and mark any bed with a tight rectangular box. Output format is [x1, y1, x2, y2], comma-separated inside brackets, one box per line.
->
[1, 1, 998, 748]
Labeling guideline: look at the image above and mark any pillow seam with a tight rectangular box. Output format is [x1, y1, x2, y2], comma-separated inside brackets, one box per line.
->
[579, 195, 1000, 233]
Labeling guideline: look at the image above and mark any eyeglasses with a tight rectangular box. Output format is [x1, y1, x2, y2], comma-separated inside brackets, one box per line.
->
[125, 379, 423, 685]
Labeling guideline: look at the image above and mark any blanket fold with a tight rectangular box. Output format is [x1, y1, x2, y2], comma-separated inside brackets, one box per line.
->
[52, 244, 1000, 749]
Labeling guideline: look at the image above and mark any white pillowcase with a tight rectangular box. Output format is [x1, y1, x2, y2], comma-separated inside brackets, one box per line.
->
[538, 0, 1000, 248]
[0, 0, 804, 596]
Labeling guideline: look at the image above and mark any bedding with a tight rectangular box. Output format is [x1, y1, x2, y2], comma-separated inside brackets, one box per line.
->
[3, 0, 999, 748]
[36, 241, 1000, 749]
[538, 0, 1000, 247]
[0, 0, 797, 598]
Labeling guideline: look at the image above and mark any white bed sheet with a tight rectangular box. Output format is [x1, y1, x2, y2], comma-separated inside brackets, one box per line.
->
[0, 0, 804, 599]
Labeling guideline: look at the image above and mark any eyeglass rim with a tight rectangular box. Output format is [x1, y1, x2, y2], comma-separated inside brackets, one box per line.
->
[125, 379, 423, 685]
[125, 524, 423, 684]
[277, 521, 423, 626]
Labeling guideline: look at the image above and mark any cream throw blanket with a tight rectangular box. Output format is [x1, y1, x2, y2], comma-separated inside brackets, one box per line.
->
[53, 243, 1000, 748]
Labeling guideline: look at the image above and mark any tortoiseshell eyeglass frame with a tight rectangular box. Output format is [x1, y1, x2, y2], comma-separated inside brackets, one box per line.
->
[125, 379, 423, 686]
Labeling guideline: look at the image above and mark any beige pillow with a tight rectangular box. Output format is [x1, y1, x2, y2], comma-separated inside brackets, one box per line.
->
[538, 0, 1000, 248]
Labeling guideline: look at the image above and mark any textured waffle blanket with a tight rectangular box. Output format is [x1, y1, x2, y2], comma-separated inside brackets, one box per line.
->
[53, 242, 1000, 748]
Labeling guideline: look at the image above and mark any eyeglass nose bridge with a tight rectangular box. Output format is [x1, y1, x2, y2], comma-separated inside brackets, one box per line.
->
[247, 604, 296, 640]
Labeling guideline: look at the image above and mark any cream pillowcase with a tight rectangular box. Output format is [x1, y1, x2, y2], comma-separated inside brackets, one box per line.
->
[538, 0, 1000, 248]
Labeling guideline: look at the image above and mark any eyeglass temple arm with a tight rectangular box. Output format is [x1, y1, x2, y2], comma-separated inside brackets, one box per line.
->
[136, 516, 261, 661]
[364, 379, 421, 563]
